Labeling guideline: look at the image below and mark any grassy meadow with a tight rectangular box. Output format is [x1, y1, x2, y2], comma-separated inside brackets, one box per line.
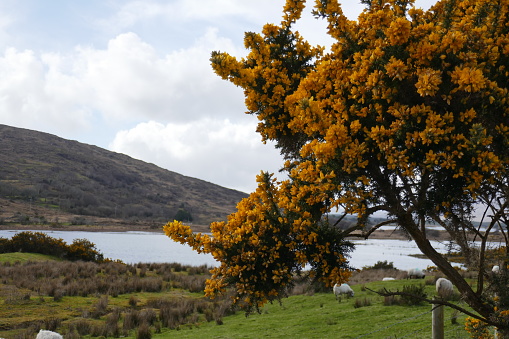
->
[0, 253, 480, 339]
[152, 281, 471, 339]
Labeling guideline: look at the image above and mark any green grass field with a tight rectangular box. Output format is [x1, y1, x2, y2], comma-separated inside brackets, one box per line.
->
[151, 280, 472, 339]
[0, 252, 60, 263]
[0, 253, 483, 338]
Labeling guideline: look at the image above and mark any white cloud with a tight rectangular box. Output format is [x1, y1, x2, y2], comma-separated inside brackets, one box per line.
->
[97, 0, 285, 31]
[0, 47, 93, 134]
[0, 26, 247, 134]
[77, 29, 245, 123]
[109, 119, 284, 192]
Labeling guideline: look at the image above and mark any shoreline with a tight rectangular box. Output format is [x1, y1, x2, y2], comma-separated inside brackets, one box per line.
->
[0, 223, 455, 242]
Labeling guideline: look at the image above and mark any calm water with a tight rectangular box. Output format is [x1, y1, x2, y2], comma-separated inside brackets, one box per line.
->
[0, 229, 457, 270]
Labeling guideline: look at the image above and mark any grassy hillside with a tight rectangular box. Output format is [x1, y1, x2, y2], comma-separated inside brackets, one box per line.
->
[0, 253, 479, 338]
[156, 285, 471, 339]
[0, 252, 58, 263]
[0, 124, 247, 227]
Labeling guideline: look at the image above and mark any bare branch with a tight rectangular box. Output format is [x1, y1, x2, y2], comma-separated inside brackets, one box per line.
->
[341, 218, 397, 239]
[332, 212, 347, 228]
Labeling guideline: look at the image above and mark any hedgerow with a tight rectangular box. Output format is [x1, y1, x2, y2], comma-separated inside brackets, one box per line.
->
[0, 231, 106, 262]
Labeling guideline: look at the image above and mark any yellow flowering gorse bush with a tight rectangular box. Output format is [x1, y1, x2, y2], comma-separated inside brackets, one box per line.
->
[165, 0, 509, 328]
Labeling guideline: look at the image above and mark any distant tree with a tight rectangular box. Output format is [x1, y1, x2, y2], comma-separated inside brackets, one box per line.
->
[165, 0, 509, 334]
[174, 208, 193, 222]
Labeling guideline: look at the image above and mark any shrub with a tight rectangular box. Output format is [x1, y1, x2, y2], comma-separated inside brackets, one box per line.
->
[123, 310, 139, 331]
[66, 238, 104, 262]
[9, 231, 67, 258]
[425, 277, 436, 286]
[400, 284, 426, 305]
[73, 318, 92, 336]
[43, 318, 61, 332]
[0, 237, 11, 253]
[3, 231, 107, 263]
[139, 309, 157, 326]
[104, 310, 120, 337]
[353, 297, 372, 308]
[136, 323, 152, 339]
[383, 295, 398, 306]
[91, 295, 109, 318]
[129, 295, 139, 308]
[367, 261, 395, 270]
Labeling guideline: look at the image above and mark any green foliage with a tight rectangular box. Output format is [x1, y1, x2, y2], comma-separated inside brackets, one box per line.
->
[66, 238, 104, 262]
[8, 231, 68, 258]
[174, 208, 193, 222]
[0, 237, 10, 253]
[0, 231, 106, 262]
[400, 284, 427, 306]
[366, 260, 395, 270]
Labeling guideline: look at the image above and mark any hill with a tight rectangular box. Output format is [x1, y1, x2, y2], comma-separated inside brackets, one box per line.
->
[0, 124, 248, 229]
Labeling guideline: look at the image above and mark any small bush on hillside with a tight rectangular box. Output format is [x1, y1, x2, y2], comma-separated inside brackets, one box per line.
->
[425, 277, 436, 286]
[0, 237, 10, 253]
[137, 323, 152, 339]
[400, 284, 427, 305]
[66, 238, 104, 262]
[72, 318, 92, 336]
[9, 231, 68, 258]
[383, 295, 398, 306]
[43, 318, 61, 332]
[129, 295, 139, 308]
[91, 295, 109, 319]
[353, 297, 372, 308]
[366, 261, 395, 270]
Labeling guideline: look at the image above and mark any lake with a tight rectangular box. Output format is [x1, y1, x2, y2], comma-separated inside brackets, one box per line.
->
[0, 229, 458, 271]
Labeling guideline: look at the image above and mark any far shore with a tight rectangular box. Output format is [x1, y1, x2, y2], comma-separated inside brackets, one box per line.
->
[0, 222, 461, 242]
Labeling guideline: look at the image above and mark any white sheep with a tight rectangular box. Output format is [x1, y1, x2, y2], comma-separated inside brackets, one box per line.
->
[35, 330, 63, 339]
[333, 283, 354, 299]
[382, 277, 395, 281]
[492, 265, 500, 273]
[436, 278, 454, 299]
[407, 268, 425, 279]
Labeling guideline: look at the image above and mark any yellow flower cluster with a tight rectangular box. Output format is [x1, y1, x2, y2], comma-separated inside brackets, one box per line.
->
[415, 68, 442, 97]
[464, 317, 493, 339]
[451, 66, 487, 93]
[386, 17, 411, 46]
[385, 56, 408, 80]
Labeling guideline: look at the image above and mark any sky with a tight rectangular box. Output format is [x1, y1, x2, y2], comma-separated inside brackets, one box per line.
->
[0, 0, 435, 193]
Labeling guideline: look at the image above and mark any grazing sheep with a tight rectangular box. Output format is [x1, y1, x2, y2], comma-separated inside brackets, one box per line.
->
[35, 330, 63, 339]
[333, 283, 354, 299]
[493, 265, 500, 273]
[407, 268, 425, 279]
[436, 278, 454, 299]
[382, 277, 395, 281]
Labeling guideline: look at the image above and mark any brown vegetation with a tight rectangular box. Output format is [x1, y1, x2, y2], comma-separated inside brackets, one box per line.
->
[0, 260, 232, 338]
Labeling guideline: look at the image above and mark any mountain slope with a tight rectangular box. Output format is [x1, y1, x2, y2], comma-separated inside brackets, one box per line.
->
[0, 124, 248, 226]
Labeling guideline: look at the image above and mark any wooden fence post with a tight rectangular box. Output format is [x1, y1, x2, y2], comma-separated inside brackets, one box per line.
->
[432, 303, 444, 339]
